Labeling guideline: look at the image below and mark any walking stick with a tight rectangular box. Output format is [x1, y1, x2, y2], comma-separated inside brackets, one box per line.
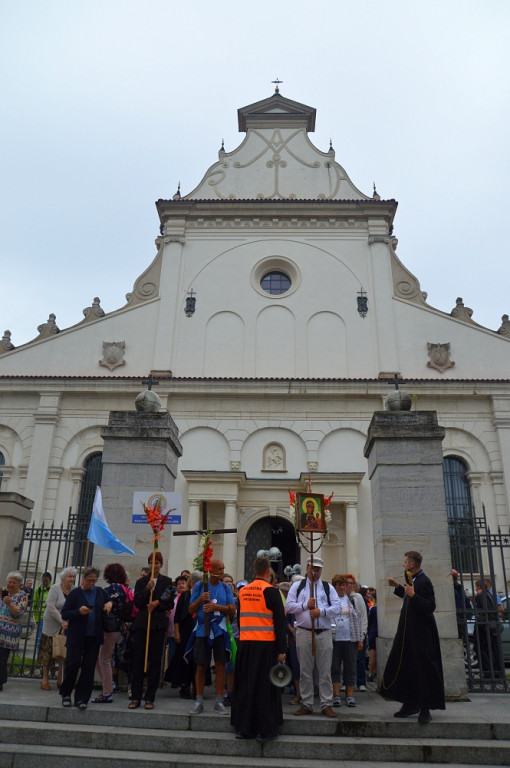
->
[310, 532, 316, 656]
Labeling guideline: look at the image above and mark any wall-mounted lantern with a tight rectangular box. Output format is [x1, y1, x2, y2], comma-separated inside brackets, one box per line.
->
[185, 289, 196, 317]
[357, 288, 368, 318]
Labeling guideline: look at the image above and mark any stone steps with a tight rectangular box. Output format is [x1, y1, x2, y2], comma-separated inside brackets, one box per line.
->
[1, 694, 509, 768]
[0, 717, 509, 767]
[2, 744, 508, 768]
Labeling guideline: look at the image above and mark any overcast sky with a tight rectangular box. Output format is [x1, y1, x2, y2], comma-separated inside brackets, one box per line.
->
[1, 1, 509, 346]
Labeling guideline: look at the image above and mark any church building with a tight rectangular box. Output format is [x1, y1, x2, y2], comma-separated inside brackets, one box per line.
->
[1, 89, 509, 586]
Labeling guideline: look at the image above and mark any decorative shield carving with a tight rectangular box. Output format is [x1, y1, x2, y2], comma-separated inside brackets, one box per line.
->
[99, 341, 126, 371]
[427, 342, 454, 373]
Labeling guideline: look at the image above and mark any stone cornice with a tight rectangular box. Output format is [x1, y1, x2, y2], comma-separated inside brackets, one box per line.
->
[156, 198, 398, 229]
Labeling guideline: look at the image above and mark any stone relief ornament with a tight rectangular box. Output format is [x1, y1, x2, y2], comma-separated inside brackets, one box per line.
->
[0, 330, 15, 355]
[263, 443, 286, 471]
[230, 461, 241, 471]
[35, 313, 60, 340]
[82, 297, 105, 323]
[427, 342, 455, 373]
[497, 314, 510, 336]
[307, 461, 318, 472]
[450, 297, 475, 324]
[99, 341, 126, 371]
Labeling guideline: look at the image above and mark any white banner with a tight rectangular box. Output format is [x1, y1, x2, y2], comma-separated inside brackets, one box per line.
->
[131, 491, 182, 525]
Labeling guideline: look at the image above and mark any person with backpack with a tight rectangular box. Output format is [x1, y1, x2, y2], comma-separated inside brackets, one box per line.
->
[331, 575, 363, 707]
[188, 559, 235, 715]
[92, 562, 133, 703]
[285, 557, 341, 718]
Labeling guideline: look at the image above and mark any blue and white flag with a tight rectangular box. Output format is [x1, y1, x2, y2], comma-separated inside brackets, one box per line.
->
[87, 486, 135, 555]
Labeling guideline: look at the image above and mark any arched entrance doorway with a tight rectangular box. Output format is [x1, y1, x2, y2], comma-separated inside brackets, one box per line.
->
[244, 515, 299, 580]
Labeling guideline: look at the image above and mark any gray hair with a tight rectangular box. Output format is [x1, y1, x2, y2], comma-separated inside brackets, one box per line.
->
[6, 571, 24, 586]
[59, 567, 77, 581]
[191, 570, 203, 585]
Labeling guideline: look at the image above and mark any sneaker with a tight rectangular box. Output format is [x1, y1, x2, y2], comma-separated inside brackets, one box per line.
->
[346, 696, 356, 707]
[358, 684, 367, 692]
[213, 701, 229, 714]
[189, 701, 204, 714]
[340, 683, 346, 691]
[332, 696, 342, 707]
[75, 701, 87, 710]
[62, 697, 72, 708]
[222, 696, 232, 707]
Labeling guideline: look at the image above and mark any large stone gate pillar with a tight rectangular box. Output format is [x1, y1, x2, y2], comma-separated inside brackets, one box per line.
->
[97, 409, 182, 577]
[364, 410, 466, 697]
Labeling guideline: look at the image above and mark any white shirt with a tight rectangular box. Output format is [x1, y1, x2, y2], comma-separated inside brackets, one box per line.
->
[286, 578, 341, 630]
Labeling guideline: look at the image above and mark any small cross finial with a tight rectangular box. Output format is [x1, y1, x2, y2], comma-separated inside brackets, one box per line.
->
[142, 374, 159, 391]
[388, 373, 406, 391]
[271, 77, 283, 93]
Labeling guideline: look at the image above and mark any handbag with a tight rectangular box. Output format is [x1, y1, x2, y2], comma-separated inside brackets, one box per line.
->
[52, 630, 67, 661]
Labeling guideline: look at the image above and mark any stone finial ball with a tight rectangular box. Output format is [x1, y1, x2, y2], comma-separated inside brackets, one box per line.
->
[384, 391, 412, 411]
[135, 390, 162, 413]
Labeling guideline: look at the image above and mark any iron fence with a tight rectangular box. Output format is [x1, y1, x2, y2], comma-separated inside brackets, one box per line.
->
[8, 509, 92, 678]
[449, 506, 509, 693]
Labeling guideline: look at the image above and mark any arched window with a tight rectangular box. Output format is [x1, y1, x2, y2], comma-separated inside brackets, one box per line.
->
[73, 453, 103, 565]
[443, 456, 477, 572]
[0, 451, 4, 490]
[443, 456, 472, 519]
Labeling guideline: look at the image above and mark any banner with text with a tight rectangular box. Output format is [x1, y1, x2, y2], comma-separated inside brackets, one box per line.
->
[132, 491, 182, 525]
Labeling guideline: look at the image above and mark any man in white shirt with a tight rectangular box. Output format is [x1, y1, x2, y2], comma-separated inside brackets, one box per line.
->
[285, 557, 341, 717]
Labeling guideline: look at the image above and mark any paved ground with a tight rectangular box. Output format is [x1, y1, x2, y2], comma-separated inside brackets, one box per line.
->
[1, 676, 508, 726]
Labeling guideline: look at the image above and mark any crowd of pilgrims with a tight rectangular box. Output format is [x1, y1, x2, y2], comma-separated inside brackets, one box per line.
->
[0, 555, 378, 711]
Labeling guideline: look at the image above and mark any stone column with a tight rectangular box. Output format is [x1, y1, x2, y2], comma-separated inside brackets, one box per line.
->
[345, 502, 359, 579]
[0, 493, 34, 574]
[223, 500, 238, 575]
[185, 499, 201, 568]
[364, 410, 466, 697]
[99, 410, 182, 577]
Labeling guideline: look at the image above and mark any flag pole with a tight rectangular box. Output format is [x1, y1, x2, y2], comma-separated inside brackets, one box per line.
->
[144, 543, 156, 673]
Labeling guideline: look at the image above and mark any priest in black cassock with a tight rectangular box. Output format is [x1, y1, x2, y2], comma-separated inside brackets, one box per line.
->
[381, 550, 445, 724]
[230, 556, 287, 742]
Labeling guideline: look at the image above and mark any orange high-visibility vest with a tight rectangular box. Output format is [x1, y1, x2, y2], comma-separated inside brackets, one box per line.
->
[239, 579, 276, 641]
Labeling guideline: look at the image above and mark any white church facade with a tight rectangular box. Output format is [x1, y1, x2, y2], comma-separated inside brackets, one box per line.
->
[1, 90, 509, 586]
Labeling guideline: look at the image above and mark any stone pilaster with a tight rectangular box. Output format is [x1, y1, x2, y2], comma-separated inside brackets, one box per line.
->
[345, 501, 359, 579]
[223, 500, 238, 575]
[0, 492, 34, 575]
[364, 410, 466, 697]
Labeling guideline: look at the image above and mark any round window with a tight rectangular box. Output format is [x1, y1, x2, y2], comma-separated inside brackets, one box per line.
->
[260, 271, 291, 295]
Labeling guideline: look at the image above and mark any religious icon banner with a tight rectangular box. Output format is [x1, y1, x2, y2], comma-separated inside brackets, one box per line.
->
[296, 493, 325, 532]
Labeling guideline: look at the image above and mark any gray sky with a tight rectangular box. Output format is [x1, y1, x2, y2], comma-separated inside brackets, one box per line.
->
[1, 1, 509, 346]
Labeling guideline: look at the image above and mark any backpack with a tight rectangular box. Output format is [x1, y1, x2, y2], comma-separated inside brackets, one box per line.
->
[119, 584, 136, 621]
[296, 579, 332, 606]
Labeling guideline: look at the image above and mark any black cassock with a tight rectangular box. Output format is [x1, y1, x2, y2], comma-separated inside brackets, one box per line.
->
[230, 585, 287, 739]
[381, 571, 445, 710]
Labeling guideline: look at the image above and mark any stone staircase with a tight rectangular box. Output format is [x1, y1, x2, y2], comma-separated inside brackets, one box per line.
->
[0, 699, 509, 768]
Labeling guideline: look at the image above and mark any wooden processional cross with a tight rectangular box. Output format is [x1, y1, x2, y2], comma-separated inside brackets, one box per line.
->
[173, 503, 237, 633]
